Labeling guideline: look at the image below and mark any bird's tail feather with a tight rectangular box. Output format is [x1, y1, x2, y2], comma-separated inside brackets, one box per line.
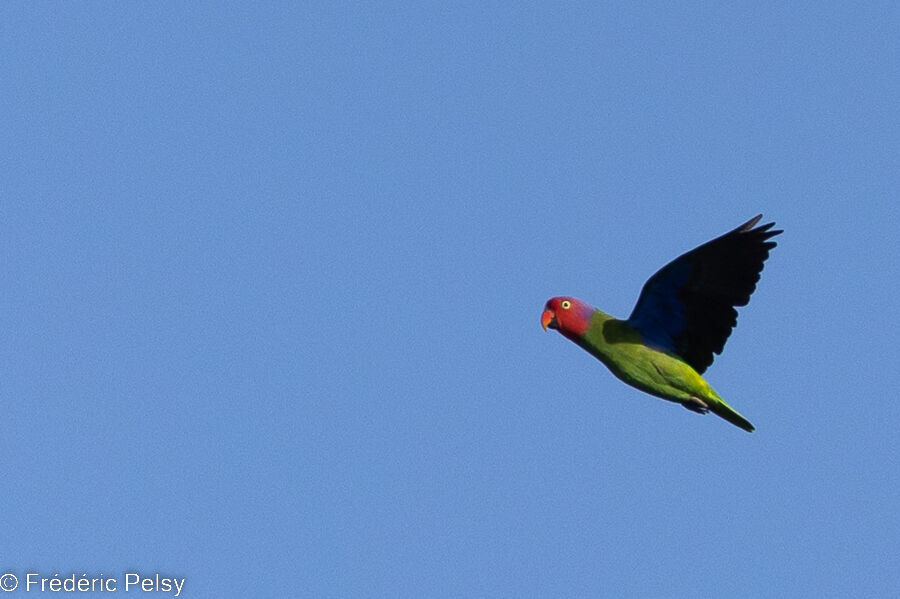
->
[707, 397, 755, 433]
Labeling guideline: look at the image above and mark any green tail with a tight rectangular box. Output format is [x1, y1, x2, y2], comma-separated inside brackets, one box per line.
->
[708, 396, 755, 433]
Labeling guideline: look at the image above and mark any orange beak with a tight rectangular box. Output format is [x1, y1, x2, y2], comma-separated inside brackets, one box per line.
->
[541, 309, 556, 331]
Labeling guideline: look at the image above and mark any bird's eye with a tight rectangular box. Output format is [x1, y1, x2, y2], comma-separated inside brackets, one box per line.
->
[561, 300, 571, 309]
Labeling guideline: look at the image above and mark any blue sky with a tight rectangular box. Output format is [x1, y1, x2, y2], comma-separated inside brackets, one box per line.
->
[2, 3, 898, 597]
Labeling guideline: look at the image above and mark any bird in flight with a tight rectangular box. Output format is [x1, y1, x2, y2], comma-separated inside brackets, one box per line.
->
[541, 215, 781, 432]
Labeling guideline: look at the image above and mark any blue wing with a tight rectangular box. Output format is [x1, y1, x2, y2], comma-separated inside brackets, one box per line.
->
[627, 215, 782, 374]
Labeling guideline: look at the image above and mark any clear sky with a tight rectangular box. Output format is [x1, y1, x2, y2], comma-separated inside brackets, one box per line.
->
[2, 3, 898, 598]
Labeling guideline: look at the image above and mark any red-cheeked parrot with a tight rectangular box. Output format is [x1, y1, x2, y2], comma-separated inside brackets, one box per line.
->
[541, 215, 781, 432]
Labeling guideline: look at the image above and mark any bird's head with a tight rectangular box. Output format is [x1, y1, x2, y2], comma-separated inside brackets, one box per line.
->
[541, 296, 594, 338]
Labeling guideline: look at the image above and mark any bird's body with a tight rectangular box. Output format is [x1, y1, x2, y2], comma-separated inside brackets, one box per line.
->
[542, 215, 781, 432]
[573, 308, 753, 431]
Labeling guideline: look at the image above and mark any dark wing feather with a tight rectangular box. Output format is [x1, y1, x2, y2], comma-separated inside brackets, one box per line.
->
[626, 215, 782, 374]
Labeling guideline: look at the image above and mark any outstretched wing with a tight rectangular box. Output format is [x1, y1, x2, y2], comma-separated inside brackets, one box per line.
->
[626, 215, 782, 374]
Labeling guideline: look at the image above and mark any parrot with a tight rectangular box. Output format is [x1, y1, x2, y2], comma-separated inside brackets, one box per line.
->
[541, 215, 781, 432]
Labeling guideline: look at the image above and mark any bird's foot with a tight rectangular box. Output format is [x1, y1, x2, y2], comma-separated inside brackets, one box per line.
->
[682, 397, 710, 414]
